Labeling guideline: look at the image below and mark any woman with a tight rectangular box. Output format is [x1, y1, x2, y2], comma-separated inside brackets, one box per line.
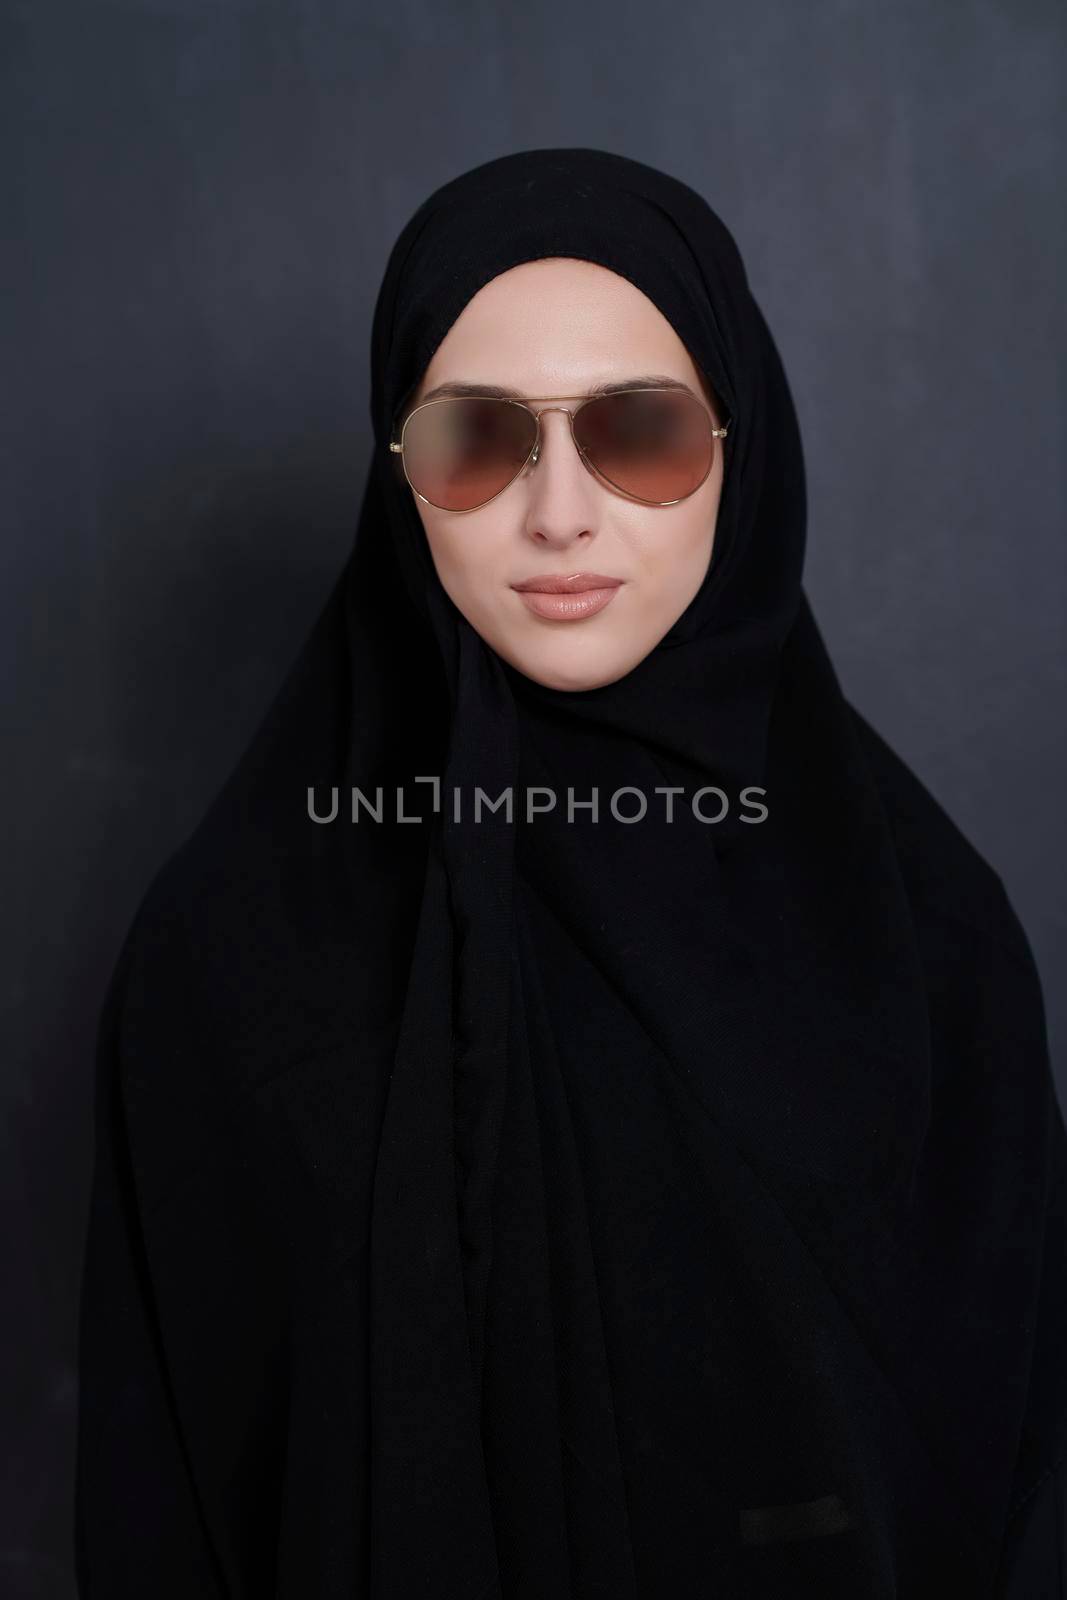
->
[74, 148, 1066, 1598]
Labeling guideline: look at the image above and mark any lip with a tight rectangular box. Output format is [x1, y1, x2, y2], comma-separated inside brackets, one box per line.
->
[512, 572, 623, 594]
[510, 572, 624, 623]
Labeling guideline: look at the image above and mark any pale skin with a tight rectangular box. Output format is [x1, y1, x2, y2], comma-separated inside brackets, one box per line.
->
[399, 257, 725, 693]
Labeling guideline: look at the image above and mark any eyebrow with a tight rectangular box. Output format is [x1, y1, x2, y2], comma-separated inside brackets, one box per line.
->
[417, 374, 697, 404]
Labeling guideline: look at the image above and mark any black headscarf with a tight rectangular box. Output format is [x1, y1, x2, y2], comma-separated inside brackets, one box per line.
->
[76, 148, 1067, 1599]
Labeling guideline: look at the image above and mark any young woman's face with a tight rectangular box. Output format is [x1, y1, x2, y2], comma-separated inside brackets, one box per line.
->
[400, 258, 724, 691]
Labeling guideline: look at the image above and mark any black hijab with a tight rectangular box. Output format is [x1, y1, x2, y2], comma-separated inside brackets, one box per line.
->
[76, 148, 1067, 1599]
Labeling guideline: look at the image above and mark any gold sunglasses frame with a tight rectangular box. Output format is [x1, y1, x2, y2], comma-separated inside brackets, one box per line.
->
[389, 386, 730, 513]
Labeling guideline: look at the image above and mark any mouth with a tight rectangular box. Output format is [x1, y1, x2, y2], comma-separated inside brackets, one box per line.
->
[510, 571, 624, 623]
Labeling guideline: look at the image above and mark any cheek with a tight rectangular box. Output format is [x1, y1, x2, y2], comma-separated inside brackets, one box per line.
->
[421, 516, 500, 607]
[422, 516, 469, 581]
[636, 493, 719, 592]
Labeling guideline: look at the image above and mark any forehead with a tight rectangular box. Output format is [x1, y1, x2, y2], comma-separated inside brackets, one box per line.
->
[414, 257, 705, 398]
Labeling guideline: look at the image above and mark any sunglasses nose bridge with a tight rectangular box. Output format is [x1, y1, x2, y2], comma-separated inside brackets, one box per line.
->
[527, 404, 578, 466]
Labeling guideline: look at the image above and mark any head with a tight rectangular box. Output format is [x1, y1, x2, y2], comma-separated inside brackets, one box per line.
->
[395, 257, 726, 693]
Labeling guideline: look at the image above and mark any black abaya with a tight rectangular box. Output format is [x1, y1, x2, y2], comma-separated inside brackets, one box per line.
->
[75, 148, 1067, 1597]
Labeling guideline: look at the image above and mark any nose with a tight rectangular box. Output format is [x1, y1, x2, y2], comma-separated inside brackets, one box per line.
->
[523, 407, 596, 546]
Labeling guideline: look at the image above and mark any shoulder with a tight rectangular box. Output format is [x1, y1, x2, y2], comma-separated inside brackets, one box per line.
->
[107, 797, 395, 1214]
[847, 701, 1040, 980]
[848, 701, 1053, 1100]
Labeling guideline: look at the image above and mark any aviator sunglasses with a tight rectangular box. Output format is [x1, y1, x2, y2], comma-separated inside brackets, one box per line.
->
[389, 384, 729, 513]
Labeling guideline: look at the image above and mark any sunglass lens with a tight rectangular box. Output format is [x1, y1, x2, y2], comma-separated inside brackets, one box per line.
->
[573, 390, 714, 503]
[402, 398, 537, 511]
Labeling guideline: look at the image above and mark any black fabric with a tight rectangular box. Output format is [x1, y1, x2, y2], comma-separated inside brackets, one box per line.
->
[74, 148, 1067, 1598]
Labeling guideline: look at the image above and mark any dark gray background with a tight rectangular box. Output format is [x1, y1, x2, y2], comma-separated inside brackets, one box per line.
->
[3, 1, 1064, 1592]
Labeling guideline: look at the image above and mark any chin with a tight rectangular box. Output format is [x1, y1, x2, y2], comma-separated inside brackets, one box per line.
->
[504, 641, 649, 694]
